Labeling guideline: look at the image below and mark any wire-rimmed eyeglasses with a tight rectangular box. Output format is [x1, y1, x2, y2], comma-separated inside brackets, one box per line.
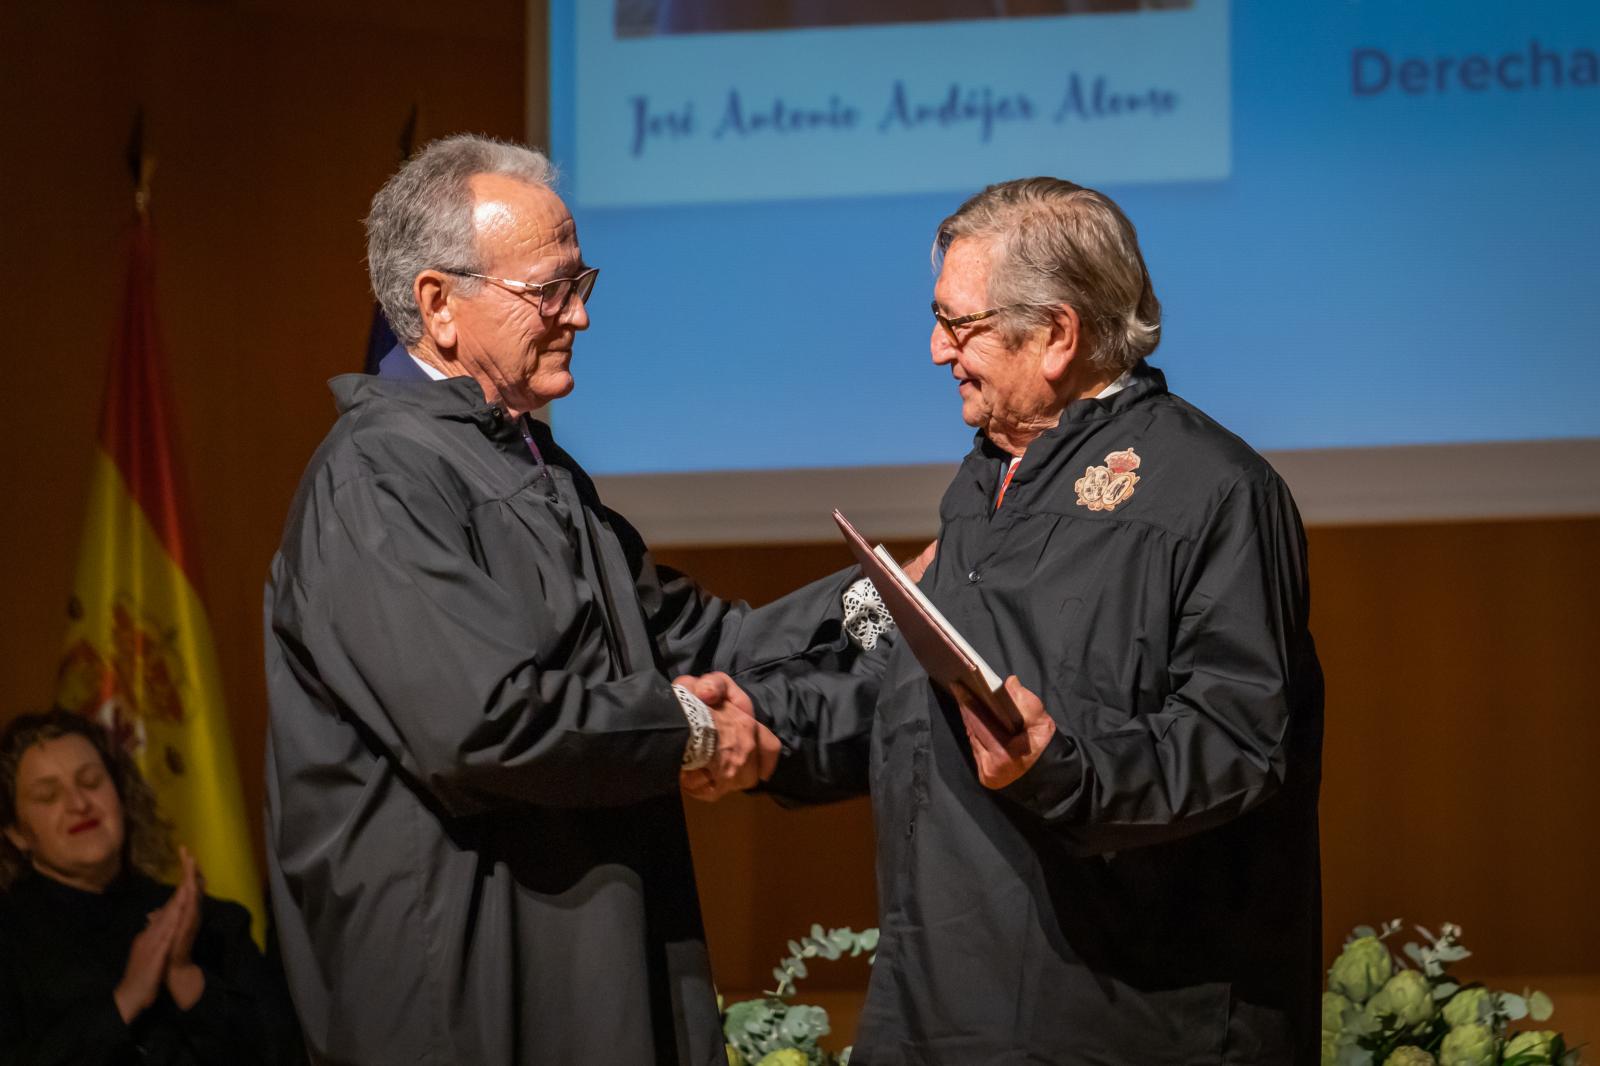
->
[445, 267, 599, 318]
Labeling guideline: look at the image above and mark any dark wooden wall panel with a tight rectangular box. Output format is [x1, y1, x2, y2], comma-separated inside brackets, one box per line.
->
[0, 0, 526, 868]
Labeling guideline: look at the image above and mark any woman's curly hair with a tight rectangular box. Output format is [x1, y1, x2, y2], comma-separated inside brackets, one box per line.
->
[0, 709, 176, 891]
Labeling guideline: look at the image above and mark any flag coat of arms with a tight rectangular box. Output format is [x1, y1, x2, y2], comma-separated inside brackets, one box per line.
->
[56, 218, 264, 941]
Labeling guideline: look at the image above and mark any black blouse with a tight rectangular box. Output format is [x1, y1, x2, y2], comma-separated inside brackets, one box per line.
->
[0, 869, 301, 1066]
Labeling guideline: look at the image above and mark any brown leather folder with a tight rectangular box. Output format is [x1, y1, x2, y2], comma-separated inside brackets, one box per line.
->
[833, 509, 1020, 730]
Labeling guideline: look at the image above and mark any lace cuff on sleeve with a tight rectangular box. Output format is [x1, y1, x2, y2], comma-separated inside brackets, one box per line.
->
[842, 577, 894, 651]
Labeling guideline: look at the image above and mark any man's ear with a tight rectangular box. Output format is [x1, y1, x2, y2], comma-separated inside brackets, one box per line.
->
[1039, 303, 1082, 385]
[414, 271, 457, 350]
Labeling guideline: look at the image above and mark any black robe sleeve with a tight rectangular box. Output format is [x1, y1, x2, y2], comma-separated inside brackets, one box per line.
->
[272, 471, 694, 815]
[740, 658, 886, 804]
[607, 501, 885, 802]
[611, 495, 861, 685]
[998, 471, 1316, 854]
[718, 581, 894, 805]
[718, 569, 889, 805]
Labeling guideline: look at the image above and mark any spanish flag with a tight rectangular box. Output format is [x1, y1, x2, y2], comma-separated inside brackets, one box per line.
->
[56, 213, 265, 942]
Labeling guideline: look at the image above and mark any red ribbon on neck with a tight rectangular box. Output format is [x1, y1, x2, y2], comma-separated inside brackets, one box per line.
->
[995, 461, 1020, 509]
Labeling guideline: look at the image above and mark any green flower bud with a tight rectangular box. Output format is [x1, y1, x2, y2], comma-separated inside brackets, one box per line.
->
[1330, 936, 1395, 1004]
[1503, 1030, 1557, 1062]
[1442, 988, 1490, 1030]
[1439, 1023, 1497, 1066]
[755, 1051, 809, 1066]
[1321, 1031, 1342, 1066]
[1368, 971, 1436, 1029]
[725, 1044, 747, 1066]
[1323, 991, 1354, 1036]
[1383, 1047, 1438, 1066]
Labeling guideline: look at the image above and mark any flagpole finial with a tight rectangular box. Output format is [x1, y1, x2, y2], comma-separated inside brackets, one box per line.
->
[127, 108, 156, 218]
[134, 156, 157, 218]
[399, 103, 421, 162]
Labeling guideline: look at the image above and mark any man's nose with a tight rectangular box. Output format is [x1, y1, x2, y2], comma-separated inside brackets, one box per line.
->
[931, 325, 956, 365]
[564, 293, 590, 331]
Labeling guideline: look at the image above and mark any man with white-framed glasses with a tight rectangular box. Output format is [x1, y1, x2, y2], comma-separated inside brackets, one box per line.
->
[263, 133, 878, 1066]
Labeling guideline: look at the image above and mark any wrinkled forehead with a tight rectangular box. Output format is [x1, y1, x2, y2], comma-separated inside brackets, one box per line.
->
[468, 173, 580, 271]
[934, 236, 997, 306]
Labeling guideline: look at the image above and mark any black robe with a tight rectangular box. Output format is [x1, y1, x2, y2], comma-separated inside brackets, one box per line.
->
[264, 352, 872, 1065]
[0, 869, 301, 1066]
[752, 366, 1325, 1065]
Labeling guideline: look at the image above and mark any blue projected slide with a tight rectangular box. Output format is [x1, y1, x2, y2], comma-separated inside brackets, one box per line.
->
[548, 1, 1599, 477]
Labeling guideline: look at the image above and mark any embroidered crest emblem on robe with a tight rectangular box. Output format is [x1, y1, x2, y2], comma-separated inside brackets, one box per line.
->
[1075, 448, 1141, 512]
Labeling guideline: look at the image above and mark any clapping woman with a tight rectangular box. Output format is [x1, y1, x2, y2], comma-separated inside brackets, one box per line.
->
[0, 709, 301, 1065]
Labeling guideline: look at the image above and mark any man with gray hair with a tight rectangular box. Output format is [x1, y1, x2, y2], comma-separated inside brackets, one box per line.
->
[741, 178, 1325, 1063]
[262, 134, 877, 1065]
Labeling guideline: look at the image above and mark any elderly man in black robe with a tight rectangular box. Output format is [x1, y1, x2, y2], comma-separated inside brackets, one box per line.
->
[727, 178, 1325, 1064]
[263, 134, 876, 1066]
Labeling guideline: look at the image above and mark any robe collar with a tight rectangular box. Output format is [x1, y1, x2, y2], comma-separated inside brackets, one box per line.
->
[375, 344, 432, 382]
[966, 362, 1167, 504]
[333, 345, 526, 443]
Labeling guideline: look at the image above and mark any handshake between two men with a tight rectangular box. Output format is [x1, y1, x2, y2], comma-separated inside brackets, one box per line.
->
[671, 536, 1058, 803]
[674, 672, 782, 802]
[672, 666, 1060, 803]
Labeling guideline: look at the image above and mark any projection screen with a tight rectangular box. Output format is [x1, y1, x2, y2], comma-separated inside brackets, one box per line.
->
[535, 0, 1600, 544]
